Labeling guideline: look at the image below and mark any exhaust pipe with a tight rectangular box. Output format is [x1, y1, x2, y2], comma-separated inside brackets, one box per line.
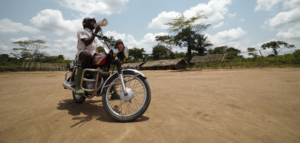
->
[63, 82, 75, 92]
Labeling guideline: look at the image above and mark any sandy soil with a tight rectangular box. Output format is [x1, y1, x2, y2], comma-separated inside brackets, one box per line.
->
[0, 68, 300, 143]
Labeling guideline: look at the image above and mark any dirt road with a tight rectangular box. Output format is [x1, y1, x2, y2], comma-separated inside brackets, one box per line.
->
[0, 68, 300, 143]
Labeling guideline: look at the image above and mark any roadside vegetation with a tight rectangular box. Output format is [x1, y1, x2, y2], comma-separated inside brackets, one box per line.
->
[1, 14, 299, 72]
[0, 40, 71, 72]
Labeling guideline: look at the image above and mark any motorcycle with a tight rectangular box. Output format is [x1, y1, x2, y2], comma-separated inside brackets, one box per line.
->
[63, 18, 151, 122]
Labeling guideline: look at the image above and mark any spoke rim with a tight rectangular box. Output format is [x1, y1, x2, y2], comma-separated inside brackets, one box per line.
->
[106, 75, 147, 117]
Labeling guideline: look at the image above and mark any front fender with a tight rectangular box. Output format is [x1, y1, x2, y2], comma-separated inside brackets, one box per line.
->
[99, 69, 147, 95]
[122, 69, 146, 79]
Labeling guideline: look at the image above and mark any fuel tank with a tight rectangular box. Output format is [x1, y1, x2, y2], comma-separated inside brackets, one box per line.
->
[92, 52, 107, 66]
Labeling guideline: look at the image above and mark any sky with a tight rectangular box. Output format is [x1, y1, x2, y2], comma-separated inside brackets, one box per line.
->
[0, 0, 299, 59]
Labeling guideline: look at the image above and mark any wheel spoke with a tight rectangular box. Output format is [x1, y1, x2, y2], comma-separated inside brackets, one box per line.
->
[106, 74, 148, 117]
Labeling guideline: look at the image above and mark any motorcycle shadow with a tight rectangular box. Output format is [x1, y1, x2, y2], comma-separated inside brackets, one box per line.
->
[57, 99, 149, 127]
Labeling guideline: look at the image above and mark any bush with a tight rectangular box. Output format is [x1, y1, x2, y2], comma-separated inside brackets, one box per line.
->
[0, 66, 22, 72]
[293, 50, 300, 64]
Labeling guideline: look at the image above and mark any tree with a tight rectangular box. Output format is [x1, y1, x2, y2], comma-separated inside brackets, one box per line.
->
[166, 13, 211, 34]
[211, 46, 228, 54]
[169, 51, 175, 59]
[247, 47, 257, 57]
[193, 34, 213, 56]
[108, 36, 116, 46]
[143, 54, 153, 61]
[41, 56, 58, 63]
[261, 41, 295, 56]
[0, 54, 9, 65]
[129, 47, 145, 61]
[11, 40, 48, 61]
[152, 45, 172, 60]
[293, 50, 300, 64]
[155, 35, 176, 50]
[35, 51, 47, 62]
[174, 27, 197, 62]
[174, 51, 186, 59]
[165, 13, 211, 62]
[226, 47, 241, 59]
[57, 55, 64, 60]
[207, 48, 214, 55]
[97, 46, 105, 53]
[0, 54, 9, 61]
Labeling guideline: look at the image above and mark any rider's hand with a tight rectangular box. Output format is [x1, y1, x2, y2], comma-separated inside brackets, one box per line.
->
[102, 36, 107, 40]
[95, 26, 101, 33]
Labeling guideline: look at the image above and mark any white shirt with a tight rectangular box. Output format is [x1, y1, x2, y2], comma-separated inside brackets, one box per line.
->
[76, 28, 97, 58]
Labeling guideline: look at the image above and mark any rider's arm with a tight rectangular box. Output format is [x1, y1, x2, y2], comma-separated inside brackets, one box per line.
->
[80, 27, 101, 46]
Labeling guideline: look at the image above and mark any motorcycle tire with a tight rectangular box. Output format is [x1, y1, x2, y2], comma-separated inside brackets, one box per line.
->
[102, 71, 151, 122]
[72, 91, 86, 104]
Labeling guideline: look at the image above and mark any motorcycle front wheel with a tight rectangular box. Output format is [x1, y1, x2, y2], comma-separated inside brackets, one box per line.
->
[102, 71, 151, 122]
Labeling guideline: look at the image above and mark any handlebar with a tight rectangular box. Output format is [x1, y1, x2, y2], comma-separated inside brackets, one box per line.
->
[92, 33, 107, 40]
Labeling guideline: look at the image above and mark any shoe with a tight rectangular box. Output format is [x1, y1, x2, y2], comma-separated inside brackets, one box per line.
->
[75, 68, 85, 95]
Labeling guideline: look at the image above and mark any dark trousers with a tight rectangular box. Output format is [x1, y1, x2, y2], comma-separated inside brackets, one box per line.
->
[79, 52, 93, 68]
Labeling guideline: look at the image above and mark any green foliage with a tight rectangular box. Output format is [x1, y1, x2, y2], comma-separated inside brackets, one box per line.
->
[108, 36, 116, 46]
[174, 51, 186, 59]
[210, 46, 228, 54]
[97, 46, 105, 53]
[193, 53, 300, 69]
[165, 13, 210, 34]
[129, 47, 145, 61]
[193, 34, 213, 56]
[142, 54, 153, 61]
[160, 13, 211, 63]
[262, 54, 295, 66]
[11, 40, 48, 61]
[0, 65, 21, 72]
[57, 55, 64, 60]
[294, 50, 300, 58]
[152, 45, 173, 60]
[155, 35, 175, 50]
[226, 47, 241, 59]
[207, 46, 240, 59]
[247, 47, 257, 57]
[174, 27, 197, 62]
[261, 41, 295, 55]
[0, 54, 24, 66]
[292, 50, 300, 64]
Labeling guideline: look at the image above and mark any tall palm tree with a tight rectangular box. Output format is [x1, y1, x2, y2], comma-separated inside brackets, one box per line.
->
[193, 34, 213, 56]
[261, 41, 295, 56]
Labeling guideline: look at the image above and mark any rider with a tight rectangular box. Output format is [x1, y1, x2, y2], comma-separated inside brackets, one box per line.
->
[75, 17, 119, 99]
[75, 17, 100, 95]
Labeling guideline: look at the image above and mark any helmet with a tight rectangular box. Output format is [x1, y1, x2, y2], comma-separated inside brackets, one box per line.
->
[82, 17, 96, 30]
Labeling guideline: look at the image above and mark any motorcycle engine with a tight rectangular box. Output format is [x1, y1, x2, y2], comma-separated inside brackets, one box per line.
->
[83, 81, 95, 95]
[83, 72, 104, 95]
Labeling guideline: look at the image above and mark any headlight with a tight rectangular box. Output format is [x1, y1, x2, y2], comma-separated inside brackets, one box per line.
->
[116, 44, 128, 61]
[112, 48, 119, 57]
[114, 39, 128, 61]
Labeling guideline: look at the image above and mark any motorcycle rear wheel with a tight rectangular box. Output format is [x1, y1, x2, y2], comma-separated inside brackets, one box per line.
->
[102, 71, 151, 122]
[72, 91, 86, 104]
[67, 76, 86, 104]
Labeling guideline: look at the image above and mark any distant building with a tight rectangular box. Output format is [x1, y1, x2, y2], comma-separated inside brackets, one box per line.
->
[121, 62, 144, 70]
[141, 59, 188, 70]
